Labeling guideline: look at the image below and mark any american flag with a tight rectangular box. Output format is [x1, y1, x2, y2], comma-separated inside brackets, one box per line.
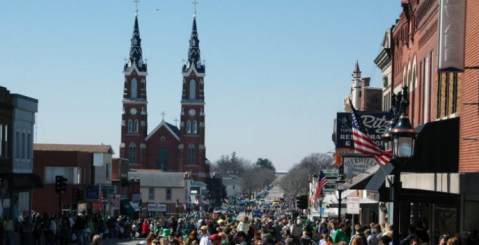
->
[0, 179, 8, 195]
[223, 198, 229, 204]
[182, 203, 187, 210]
[313, 171, 328, 200]
[109, 196, 120, 208]
[350, 100, 392, 165]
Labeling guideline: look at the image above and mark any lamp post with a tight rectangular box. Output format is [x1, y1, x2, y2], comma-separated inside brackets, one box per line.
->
[383, 85, 416, 245]
[335, 173, 346, 221]
[102, 191, 108, 217]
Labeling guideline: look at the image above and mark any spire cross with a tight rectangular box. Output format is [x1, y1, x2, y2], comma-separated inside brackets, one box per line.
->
[192, 0, 199, 16]
[161, 111, 166, 120]
[174, 118, 179, 127]
[134, 0, 140, 15]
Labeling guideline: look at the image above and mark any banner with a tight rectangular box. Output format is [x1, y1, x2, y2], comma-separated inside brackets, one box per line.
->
[438, 0, 465, 72]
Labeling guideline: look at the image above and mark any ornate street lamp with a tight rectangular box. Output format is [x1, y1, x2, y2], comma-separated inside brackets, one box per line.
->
[389, 85, 417, 245]
[335, 172, 346, 221]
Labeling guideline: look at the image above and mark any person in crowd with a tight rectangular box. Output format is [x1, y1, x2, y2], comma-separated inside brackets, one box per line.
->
[333, 223, 349, 243]
[91, 234, 102, 245]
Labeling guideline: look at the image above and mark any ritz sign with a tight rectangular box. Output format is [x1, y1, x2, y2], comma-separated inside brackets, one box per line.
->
[335, 112, 392, 150]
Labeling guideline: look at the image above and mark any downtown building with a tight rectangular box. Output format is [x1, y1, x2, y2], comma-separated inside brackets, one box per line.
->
[328, 0, 479, 242]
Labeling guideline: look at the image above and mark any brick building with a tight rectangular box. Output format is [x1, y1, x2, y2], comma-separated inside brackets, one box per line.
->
[119, 11, 210, 183]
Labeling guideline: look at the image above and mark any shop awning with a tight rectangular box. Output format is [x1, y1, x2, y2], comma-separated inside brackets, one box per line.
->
[343, 164, 379, 190]
[378, 187, 459, 203]
[120, 199, 135, 216]
[0, 173, 43, 189]
[365, 164, 394, 192]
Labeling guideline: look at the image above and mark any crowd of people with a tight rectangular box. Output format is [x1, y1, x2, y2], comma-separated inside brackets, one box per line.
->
[1, 204, 478, 245]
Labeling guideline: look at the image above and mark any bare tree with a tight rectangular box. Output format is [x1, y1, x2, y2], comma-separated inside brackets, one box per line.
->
[212, 152, 251, 177]
[241, 165, 276, 198]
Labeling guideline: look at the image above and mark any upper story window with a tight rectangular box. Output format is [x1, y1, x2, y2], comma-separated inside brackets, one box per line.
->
[189, 80, 196, 100]
[0, 124, 3, 157]
[166, 189, 172, 200]
[44, 167, 82, 184]
[193, 121, 198, 134]
[187, 121, 191, 134]
[105, 163, 110, 179]
[134, 120, 139, 133]
[22, 132, 26, 159]
[188, 144, 195, 165]
[129, 143, 137, 164]
[131, 78, 138, 99]
[149, 188, 155, 200]
[15, 131, 20, 159]
[128, 120, 133, 133]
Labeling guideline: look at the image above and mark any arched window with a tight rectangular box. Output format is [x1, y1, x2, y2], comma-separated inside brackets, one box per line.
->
[129, 143, 137, 164]
[134, 120, 139, 133]
[157, 148, 169, 170]
[22, 132, 26, 159]
[193, 121, 198, 134]
[128, 120, 133, 133]
[189, 80, 196, 100]
[187, 121, 191, 134]
[131, 78, 138, 99]
[188, 144, 195, 165]
[16, 131, 20, 159]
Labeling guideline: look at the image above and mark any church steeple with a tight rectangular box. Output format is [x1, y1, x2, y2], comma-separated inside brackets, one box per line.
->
[182, 15, 205, 74]
[124, 14, 146, 72]
[352, 60, 361, 78]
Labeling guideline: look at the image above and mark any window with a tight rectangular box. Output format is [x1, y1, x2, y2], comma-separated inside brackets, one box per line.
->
[0, 124, 3, 157]
[16, 131, 20, 159]
[134, 120, 139, 133]
[193, 121, 198, 134]
[129, 143, 137, 164]
[423, 56, 429, 123]
[128, 120, 133, 133]
[4, 125, 7, 158]
[188, 144, 195, 165]
[189, 80, 196, 100]
[445, 73, 450, 116]
[22, 132, 26, 159]
[452, 73, 458, 114]
[27, 133, 31, 160]
[437, 74, 442, 119]
[166, 189, 172, 200]
[106, 164, 110, 179]
[149, 188, 155, 201]
[157, 148, 169, 170]
[233, 185, 235, 190]
[44, 167, 82, 184]
[131, 78, 138, 99]
[187, 121, 191, 134]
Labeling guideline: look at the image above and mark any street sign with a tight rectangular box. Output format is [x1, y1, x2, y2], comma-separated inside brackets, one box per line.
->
[86, 186, 100, 202]
[147, 203, 167, 212]
[347, 197, 360, 214]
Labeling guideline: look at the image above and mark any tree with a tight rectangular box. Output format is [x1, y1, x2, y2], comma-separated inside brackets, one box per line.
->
[256, 158, 276, 172]
[212, 152, 250, 177]
[241, 165, 276, 198]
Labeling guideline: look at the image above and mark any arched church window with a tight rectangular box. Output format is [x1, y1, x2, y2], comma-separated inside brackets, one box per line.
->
[193, 121, 198, 134]
[134, 120, 139, 133]
[129, 143, 137, 164]
[131, 78, 138, 99]
[187, 121, 191, 134]
[189, 80, 196, 100]
[128, 120, 133, 133]
[188, 144, 195, 165]
[157, 148, 169, 170]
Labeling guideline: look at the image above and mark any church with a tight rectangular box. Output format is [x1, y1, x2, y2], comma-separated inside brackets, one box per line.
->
[119, 7, 210, 182]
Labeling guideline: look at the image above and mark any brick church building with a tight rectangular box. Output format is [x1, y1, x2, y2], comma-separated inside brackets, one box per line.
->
[119, 11, 210, 181]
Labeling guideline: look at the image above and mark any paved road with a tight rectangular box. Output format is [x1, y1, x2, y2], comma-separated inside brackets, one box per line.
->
[265, 184, 284, 201]
[102, 238, 146, 245]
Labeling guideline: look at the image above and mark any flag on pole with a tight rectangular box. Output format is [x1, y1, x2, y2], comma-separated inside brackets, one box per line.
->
[194, 199, 199, 205]
[182, 203, 187, 210]
[350, 100, 392, 165]
[313, 171, 328, 200]
[0, 179, 8, 195]
[109, 196, 120, 208]
[223, 198, 229, 204]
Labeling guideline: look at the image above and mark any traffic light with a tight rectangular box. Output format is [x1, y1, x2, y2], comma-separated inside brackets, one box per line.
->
[295, 195, 308, 209]
[55, 175, 67, 193]
[78, 189, 84, 202]
[72, 188, 79, 202]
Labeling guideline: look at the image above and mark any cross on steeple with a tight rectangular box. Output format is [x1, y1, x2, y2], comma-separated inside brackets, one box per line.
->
[192, 0, 199, 17]
[134, 0, 140, 16]
[161, 111, 166, 121]
[174, 118, 179, 127]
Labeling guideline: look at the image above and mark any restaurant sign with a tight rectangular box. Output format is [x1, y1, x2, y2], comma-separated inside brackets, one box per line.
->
[336, 112, 391, 149]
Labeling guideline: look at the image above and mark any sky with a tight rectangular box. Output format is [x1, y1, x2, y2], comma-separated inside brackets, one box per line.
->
[1, 1, 402, 172]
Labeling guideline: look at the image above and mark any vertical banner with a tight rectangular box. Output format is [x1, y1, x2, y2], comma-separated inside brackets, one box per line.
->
[438, 0, 465, 72]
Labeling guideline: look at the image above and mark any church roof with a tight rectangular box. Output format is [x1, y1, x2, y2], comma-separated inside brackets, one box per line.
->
[182, 16, 205, 74]
[34, 144, 114, 154]
[165, 122, 180, 138]
[128, 171, 186, 188]
[124, 15, 147, 72]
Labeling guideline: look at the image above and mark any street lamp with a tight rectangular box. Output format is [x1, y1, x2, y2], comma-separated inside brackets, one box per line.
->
[335, 172, 346, 222]
[385, 85, 417, 245]
[102, 191, 108, 217]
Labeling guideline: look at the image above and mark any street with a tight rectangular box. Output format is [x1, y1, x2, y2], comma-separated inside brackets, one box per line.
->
[102, 238, 146, 245]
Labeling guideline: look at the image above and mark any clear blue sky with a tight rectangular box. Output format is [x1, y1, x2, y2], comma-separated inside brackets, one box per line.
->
[1, 1, 402, 172]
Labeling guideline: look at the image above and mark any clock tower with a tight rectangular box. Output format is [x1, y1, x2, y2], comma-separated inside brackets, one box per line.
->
[179, 14, 209, 180]
[120, 13, 148, 168]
